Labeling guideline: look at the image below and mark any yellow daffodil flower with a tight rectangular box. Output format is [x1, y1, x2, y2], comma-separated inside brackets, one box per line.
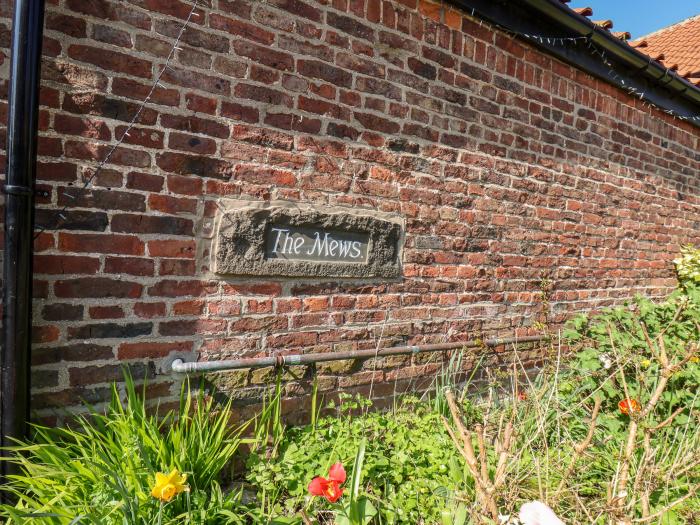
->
[151, 469, 188, 502]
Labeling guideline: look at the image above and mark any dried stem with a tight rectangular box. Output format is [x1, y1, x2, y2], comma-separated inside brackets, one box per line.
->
[555, 397, 602, 497]
[443, 390, 501, 522]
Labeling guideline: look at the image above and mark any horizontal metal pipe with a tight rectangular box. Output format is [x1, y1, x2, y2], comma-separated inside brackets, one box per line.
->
[171, 335, 548, 374]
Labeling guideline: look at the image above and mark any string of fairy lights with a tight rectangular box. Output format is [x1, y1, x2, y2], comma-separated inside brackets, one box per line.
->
[34, 1, 699, 238]
[462, 5, 700, 124]
[33, 0, 200, 239]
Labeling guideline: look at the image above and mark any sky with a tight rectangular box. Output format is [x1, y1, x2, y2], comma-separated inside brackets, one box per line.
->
[583, 0, 700, 39]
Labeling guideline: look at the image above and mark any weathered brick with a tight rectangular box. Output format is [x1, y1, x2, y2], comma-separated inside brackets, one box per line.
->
[68, 44, 152, 78]
[42, 303, 84, 321]
[89, 305, 125, 319]
[62, 93, 158, 125]
[147, 280, 210, 297]
[160, 114, 229, 138]
[327, 122, 360, 141]
[147, 240, 197, 258]
[126, 171, 164, 192]
[33, 387, 112, 408]
[92, 24, 132, 47]
[159, 319, 227, 336]
[33, 343, 113, 365]
[353, 111, 401, 134]
[156, 152, 233, 179]
[166, 174, 204, 195]
[209, 13, 274, 44]
[161, 66, 231, 96]
[58, 187, 146, 212]
[68, 362, 151, 385]
[112, 78, 180, 107]
[233, 165, 297, 186]
[66, 0, 152, 29]
[34, 255, 101, 275]
[408, 57, 437, 79]
[186, 93, 217, 114]
[160, 259, 197, 276]
[278, 35, 333, 61]
[104, 256, 155, 276]
[227, 125, 294, 151]
[118, 341, 192, 359]
[59, 233, 145, 255]
[54, 114, 111, 140]
[264, 112, 322, 134]
[37, 161, 78, 183]
[298, 60, 353, 88]
[266, 0, 321, 22]
[168, 132, 217, 154]
[221, 101, 259, 123]
[46, 12, 87, 38]
[54, 278, 143, 299]
[298, 96, 352, 120]
[155, 19, 229, 53]
[35, 209, 109, 231]
[234, 83, 293, 107]
[327, 12, 374, 40]
[233, 40, 294, 71]
[111, 214, 194, 236]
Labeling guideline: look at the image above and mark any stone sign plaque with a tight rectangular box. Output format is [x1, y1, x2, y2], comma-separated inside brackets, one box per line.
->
[213, 200, 403, 279]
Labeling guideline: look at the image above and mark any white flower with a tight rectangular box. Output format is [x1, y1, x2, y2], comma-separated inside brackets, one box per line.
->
[519, 501, 565, 525]
[599, 353, 613, 369]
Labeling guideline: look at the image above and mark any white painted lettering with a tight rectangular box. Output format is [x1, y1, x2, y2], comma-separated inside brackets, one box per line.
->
[293, 236, 304, 254]
[337, 240, 352, 258]
[307, 232, 329, 256]
[271, 228, 289, 254]
[283, 233, 295, 254]
[350, 241, 361, 258]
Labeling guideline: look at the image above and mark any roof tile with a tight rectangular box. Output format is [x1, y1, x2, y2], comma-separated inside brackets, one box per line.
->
[568, 5, 699, 84]
[631, 14, 700, 77]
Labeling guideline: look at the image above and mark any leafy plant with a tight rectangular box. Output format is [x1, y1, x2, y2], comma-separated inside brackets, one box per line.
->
[247, 395, 464, 524]
[563, 287, 700, 432]
[0, 374, 252, 524]
[674, 244, 700, 287]
[307, 441, 378, 525]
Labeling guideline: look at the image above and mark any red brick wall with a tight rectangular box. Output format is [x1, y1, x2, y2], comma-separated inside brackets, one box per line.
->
[0, 0, 699, 423]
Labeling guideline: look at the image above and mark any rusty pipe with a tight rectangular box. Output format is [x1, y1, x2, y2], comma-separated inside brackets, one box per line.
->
[170, 334, 548, 374]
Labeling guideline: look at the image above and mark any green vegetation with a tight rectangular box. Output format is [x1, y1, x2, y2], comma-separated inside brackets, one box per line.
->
[0, 378, 252, 524]
[1, 277, 698, 524]
[674, 244, 700, 287]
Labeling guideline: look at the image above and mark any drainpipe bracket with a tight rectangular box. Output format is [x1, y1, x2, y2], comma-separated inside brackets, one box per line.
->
[3, 185, 34, 196]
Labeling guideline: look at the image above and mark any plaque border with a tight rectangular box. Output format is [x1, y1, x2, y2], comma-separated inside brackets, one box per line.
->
[213, 200, 404, 279]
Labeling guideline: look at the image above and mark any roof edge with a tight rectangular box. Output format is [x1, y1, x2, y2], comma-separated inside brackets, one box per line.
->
[447, 0, 700, 128]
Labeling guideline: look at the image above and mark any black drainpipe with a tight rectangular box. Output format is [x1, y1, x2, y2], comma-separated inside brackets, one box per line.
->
[2, 0, 46, 488]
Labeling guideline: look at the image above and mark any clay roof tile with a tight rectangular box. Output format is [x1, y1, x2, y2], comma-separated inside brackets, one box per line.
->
[593, 19, 614, 30]
[638, 14, 700, 80]
[563, 6, 699, 88]
[572, 7, 593, 17]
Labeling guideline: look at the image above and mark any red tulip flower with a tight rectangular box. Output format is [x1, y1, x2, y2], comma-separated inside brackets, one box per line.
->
[308, 462, 346, 503]
[619, 398, 641, 415]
